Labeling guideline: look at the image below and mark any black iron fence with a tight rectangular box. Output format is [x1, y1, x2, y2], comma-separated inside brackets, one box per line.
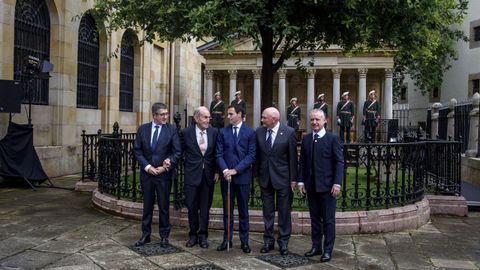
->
[454, 102, 472, 153]
[438, 107, 450, 140]
[84, 125, 462, 212]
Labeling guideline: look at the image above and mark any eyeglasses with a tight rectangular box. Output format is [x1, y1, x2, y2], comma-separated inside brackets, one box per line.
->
[154, 112, 169, 117]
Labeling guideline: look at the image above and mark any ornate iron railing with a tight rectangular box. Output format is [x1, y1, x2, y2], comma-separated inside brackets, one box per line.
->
[89, 128, 461, 211]
[454, 102, 472, 153]
[438, 107, 450, 140]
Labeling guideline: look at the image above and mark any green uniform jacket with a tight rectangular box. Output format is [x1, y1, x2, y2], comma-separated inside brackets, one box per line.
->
[336, 100, 355, 127]
[313, 102, 328, 118]
[210, 100, 225, 127]
[287, 105, 301, 130]
[363, 100, 381, 127]
[230, 99, 246, 112]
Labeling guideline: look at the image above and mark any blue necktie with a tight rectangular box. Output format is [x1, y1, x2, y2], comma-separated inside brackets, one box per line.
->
[151, 125, 159, 148]
[266, 129, 273, 150]
[233, 126, 238, 143]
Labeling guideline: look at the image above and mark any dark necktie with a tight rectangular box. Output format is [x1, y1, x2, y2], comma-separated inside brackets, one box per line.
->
[312, 133, 319, 178]
[266, 129, 273, 151]
[233, 126, 238, 143]
[151, 125, 159, 148]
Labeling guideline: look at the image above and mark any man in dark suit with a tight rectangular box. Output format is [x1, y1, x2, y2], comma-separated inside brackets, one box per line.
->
[216, 105, 256, 253]
[298, 109, 344, 262]
[134, 102, 182, 248]
[182, 106, 219, 249]
[256, 107, 297, 256]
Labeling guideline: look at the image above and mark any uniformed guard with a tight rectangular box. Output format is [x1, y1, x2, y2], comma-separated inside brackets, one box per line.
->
[230, 90, 246, 112]
[362, 90, 381, 143]
[336, 91, 355, 143]
[313, 93, 328, 128]
[287, 97, 301, 131]
[210, 91, 225, 128]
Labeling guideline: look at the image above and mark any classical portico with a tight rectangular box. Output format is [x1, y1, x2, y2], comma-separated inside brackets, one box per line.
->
[199, 39, 394, 140]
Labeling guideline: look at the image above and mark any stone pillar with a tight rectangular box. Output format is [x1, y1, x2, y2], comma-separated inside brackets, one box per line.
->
[278, 69, 287, 123]
[431, 102, 443, 139]
[384, 68, 393, 119]
[447, 98, 457, 140]
[205, 70, 214, 107]
[307, 69, 316, 132]
[252, 69, 262, 128]
[357, 68, 368, 138]
[332, 68, 342, 134]
[466, 93, 480, 157]
[228, 70, 237, 104]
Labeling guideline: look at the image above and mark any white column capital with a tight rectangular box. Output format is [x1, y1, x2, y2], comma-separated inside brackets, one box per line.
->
[332, 68, 342, 79]
[228, 69, 238, 80]
[385, 68, 393, 78]
[358, 68, 368, 78]
[205, 70, 214, 80]
[307, 69, 316, 79]
[252, 69, 262, 79]
[277, 69, 287, 79]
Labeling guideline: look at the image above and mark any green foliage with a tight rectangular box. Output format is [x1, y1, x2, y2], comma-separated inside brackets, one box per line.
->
[91, 0, 468, 96]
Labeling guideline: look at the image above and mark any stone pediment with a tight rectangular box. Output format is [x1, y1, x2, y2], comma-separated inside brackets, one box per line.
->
[198, 38, 257, 52]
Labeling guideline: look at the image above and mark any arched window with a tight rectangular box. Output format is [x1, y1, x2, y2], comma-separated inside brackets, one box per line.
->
[119, 30, 135, 112]
[77, 14, 99, 109]
[14, 0, 50, 105]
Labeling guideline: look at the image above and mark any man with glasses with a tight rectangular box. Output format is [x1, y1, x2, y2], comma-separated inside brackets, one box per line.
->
[134, 102, 181, 248]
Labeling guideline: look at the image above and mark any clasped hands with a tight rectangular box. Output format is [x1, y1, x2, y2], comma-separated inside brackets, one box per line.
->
[292, 181, 341, 198]
[223, 169, 237, 182]
[148, 158, 170, 176]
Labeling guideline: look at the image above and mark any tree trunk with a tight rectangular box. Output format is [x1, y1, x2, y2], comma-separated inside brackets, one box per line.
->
[260, 28, 274, 111]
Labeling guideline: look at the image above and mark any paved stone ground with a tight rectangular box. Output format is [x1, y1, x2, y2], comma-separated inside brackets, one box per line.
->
[1, 176, 479, 270]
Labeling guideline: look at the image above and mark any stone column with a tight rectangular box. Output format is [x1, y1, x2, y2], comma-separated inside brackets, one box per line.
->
[205, 70, 214, 107]
[228, 70, 237, 105]
[278, 69, 287, 123]
[332, 68, 342, 134]
[357, 68, 368, 138]
[384, 68, 393, 119]
[447, 98, 457, 140]
[466, 93, 480, 157]
[431, 102, 443, 139]
[252, 69, 262, 128]
[307, 69, 316, 132]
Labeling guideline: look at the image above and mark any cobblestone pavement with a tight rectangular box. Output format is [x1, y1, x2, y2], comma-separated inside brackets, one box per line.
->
[0, 176, 479, 270]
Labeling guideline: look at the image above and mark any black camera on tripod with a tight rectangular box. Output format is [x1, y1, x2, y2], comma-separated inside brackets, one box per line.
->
[23, 55, 54, 78]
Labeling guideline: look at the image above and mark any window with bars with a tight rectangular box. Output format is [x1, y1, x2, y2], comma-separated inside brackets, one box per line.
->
[474, 26, 480, 41]
[473, 79, 479, 95]
[119, 30, 135, 112]
[14, 0, 50, 105]
[77, 14, 99, 109]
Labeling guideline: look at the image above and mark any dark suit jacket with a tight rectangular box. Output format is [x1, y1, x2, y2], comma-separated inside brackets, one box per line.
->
[182, 125, 218, 186]
[298, 132, 344, 192]
[216, 123, 256, 185]
[256, 124, 298, 190]
[134, 123, 182, 181]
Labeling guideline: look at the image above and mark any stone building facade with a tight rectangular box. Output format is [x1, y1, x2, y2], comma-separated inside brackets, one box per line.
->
[199, 39, 395, 135]
[0, 0, 203, 177]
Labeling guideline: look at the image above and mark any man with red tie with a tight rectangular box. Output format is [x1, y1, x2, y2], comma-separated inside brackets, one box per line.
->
[182, 106, 219, 249]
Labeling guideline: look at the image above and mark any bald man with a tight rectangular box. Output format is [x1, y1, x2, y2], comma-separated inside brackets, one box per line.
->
[256, 107, 298, 256]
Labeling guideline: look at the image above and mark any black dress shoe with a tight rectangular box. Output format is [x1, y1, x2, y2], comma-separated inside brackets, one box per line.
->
[320, 252, 332, 262]
[241, 243, 251, 254]
[216, 241, 233, 251]
[260, 244, 274, 253]
[160, 238, 169, 248]
[304, 247, 322, 257]
[185, 237, 197, 248]
[279, 245, 288, 256]
[199, 240, 209, 248]
[134, 235, 151, 247]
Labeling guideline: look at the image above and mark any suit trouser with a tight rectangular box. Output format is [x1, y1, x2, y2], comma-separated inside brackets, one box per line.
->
[365, 124, 377, 143]
[184, 171, 214, 241]
[339, 126, 351, 143]
[220, 180, 250, 244]
[307, 190, 337, 253]
[141, 177, 172, 239]
[260, 181, 292, 247]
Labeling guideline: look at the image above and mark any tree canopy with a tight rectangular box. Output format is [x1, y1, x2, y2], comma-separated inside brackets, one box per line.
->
[92, 0, 468, 108]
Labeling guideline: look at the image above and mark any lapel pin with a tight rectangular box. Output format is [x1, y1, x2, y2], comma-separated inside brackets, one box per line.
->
[280, 132, 283, 135]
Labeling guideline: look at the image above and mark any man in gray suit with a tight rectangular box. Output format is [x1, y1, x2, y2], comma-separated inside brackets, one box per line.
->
[255, 107, 298, 256]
